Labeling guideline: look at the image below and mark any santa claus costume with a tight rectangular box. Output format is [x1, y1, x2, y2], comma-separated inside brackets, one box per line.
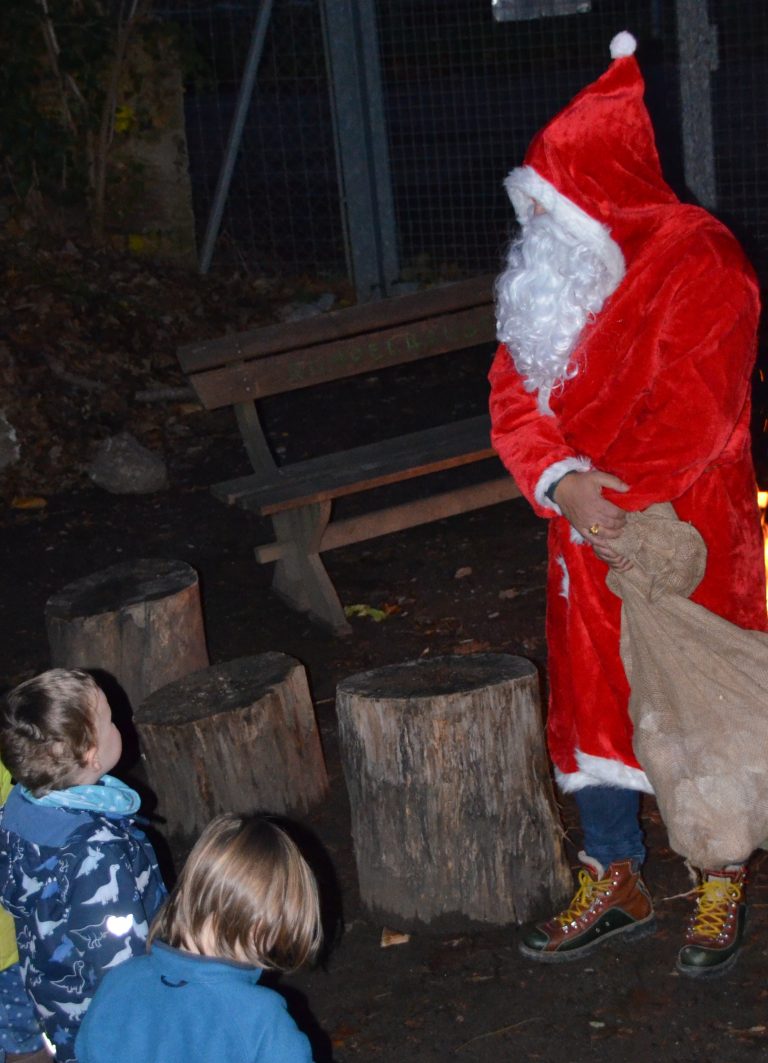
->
[489, 31, 767, 974]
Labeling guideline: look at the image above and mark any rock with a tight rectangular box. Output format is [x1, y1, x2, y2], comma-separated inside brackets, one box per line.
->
[0, 411, 20, 470]
[276, 292, 336, 323]
[88, 431, 168, 494]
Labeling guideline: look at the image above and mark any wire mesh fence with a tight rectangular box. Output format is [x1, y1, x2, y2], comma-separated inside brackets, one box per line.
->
[710, 0, 768, 273]
[161, 0, 768, 287]
[161, 0, 344, 279]
[374, 0, 672, 280]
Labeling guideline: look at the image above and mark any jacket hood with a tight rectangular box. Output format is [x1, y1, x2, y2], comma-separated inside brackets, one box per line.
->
[504, 31, 679, 278]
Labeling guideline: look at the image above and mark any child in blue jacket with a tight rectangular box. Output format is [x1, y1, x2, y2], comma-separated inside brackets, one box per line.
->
[0, 669, 167, 1063]
[76, 812, 322, 1062]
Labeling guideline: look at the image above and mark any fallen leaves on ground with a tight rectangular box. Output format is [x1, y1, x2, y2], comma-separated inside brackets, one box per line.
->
[380, 927, 411, 948]
[11, 496, 47, 509]
[0, 233, 350, 500]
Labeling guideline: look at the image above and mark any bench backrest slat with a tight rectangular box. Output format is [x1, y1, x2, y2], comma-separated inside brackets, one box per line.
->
[178, 275, 494, 375]
[190, 303, 496, 410]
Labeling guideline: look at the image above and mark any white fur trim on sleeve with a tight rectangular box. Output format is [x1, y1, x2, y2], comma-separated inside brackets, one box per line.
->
[503, 167, 625, 294]
[555, 749, 653, 794]
[535, 456, 593, 514]
[610, 31, 636, 59]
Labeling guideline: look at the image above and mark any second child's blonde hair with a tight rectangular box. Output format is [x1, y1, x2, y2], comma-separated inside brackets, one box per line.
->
[148, 813, 321, 972]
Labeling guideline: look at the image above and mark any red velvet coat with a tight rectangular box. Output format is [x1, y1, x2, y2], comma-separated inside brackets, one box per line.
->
[489, 206, 767, 791]
[490, 45, 767, 791]
[490, 43, 767, 792]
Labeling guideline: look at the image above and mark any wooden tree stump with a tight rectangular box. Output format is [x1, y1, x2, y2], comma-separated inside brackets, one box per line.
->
[134, 653, 329, 837]
[336, 653, 571, 929]
[45, 558, 209, 712]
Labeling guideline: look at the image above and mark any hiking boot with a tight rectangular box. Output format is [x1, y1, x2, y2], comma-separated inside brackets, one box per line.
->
[676, 866, 747, 979]
[519, 851, 655, 963]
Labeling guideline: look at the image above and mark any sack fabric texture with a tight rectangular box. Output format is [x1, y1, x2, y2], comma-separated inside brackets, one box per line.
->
[607, 502, 768, 868]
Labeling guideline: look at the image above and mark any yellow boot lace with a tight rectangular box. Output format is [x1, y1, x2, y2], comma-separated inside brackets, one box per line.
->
[690, 879, 743, 939]
[556, 868, 613, 926]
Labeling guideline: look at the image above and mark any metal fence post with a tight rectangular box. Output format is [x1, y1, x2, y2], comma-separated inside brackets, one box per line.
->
[674, 0, 718, 209]
[320, 0, 399, 302]
[198, 0, 274, 274]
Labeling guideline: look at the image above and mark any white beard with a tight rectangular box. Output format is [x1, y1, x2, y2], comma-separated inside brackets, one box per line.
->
[495, 213, 615, 415]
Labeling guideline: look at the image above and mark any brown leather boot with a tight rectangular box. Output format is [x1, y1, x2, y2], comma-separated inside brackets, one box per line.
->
[519, 851, 655, 963]
[677, 865, 747, 979]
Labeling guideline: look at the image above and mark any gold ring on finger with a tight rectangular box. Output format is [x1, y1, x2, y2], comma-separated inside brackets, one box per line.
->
[589, 523, 600, 535]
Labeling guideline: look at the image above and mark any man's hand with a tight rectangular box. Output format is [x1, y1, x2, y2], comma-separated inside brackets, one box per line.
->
[552, 469, 632, 569]
[591, 539, 633, 572]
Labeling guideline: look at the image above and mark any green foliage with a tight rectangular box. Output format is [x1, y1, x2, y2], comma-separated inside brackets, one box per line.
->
[0, 0, 72, 200]
[0, 0, 155, 227]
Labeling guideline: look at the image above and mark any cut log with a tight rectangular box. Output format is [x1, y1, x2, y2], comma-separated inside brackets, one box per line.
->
[45, 558, 209, 713]
[336, 653, 571, 929]
[134, 654, 329, 837]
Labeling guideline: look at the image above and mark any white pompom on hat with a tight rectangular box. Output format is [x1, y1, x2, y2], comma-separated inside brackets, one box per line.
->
[610, 31, 637, 59]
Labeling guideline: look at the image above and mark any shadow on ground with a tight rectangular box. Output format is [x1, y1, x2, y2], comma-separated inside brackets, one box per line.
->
[3, 422, 767, 1063]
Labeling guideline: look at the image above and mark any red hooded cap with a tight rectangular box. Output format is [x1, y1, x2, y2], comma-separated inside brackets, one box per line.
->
[504, 31, 680, 282]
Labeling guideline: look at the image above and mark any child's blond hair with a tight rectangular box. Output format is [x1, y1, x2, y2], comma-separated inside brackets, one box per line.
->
[148, 813, 322, 971]
[0, 668, 99, 795]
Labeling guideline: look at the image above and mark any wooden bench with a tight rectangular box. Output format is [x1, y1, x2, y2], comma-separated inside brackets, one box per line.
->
[177, 276, 520, 635]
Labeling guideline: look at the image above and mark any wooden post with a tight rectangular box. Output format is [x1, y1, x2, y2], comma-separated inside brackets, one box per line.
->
[336, 653, 571, 929]
[134, 653, 329, 837]
[45, 558, 209, 712]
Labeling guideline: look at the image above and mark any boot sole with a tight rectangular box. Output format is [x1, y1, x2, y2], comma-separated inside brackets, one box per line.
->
[519, 914, 656, 964]
[675, 951, 739, 980]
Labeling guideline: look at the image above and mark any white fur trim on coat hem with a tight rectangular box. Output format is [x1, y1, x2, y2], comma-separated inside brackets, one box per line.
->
[555, 749, 653, 794]
[504, 166, 626, 293]
[535, 456, 593, 514]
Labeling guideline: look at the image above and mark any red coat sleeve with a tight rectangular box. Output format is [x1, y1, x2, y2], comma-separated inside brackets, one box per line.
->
[488, 233, 759, 519]
[488, 344, 589, 518]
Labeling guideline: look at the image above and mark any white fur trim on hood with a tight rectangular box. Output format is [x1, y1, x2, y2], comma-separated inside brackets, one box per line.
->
[504, 166, 626, 294]
[555, 749, 653, 794]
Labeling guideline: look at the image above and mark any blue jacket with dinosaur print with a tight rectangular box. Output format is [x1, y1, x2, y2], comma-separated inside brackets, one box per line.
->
[0, 779, 166, 1063]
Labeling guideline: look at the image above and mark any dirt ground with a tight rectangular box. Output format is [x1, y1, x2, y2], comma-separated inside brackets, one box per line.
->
[3, 237, 768, 1061]
[4, 389, 768, 1063]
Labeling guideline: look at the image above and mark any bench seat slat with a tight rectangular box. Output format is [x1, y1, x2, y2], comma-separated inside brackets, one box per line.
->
[190, 305, 496, 410]
[178, 275, 494, 375]
[212, 414, 499, 515]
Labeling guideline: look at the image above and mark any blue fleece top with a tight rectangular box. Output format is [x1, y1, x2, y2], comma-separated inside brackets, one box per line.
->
[0, 782, 166, 1063]
[75, 941, 316, 1062]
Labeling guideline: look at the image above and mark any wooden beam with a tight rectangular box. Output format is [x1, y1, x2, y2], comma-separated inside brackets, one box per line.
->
[178, 274, 494, 374]
[212, 415, 497, 513]
[191, 305, 496, 409]
[254, 477, 521, 562]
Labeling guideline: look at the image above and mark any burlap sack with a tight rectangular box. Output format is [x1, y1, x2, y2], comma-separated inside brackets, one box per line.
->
[607, 502, 768, 868]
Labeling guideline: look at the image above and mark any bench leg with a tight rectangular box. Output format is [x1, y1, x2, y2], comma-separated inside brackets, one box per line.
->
[268, 503, 352, 636]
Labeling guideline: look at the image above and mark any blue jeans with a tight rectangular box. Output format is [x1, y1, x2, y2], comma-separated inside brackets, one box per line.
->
[0, 963, 44, 1059]
[574, 785, 645, 868]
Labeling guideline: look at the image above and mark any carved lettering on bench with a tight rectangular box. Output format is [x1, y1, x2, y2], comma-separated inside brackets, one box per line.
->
[190, 304, 497, 410]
